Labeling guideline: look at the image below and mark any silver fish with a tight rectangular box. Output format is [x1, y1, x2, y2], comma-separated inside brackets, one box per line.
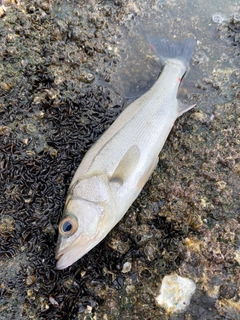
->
[55, 37, 196, 270]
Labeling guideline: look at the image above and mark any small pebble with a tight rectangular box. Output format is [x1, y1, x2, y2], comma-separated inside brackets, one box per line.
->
[121, 261, 132, 273]
[212, 13, 226, 24]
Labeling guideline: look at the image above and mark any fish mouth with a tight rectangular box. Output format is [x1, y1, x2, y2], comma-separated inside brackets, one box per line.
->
[55, 246, 80, 270]
[55, 228, 110, 270]
[55, 238, 79, 270]
[55, 252, 63, 261]
[55, 232, 104, 270]
[55, 255, 65, 270]
[55, 241, 97, 270]
[55, 242, 66, 269]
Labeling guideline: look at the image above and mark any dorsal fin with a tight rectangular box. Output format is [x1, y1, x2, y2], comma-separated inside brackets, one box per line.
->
[109, 145, 140, 186]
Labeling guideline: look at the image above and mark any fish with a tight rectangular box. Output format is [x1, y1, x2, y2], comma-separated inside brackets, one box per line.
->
[55, 36, 196, 270]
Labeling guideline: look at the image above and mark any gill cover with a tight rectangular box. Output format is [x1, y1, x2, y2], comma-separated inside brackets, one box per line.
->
[55, 145, 141, 269]
[55, 174, 114, 269]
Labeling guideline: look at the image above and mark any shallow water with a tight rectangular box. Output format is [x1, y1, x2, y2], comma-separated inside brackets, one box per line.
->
[110, 0, 239, 110]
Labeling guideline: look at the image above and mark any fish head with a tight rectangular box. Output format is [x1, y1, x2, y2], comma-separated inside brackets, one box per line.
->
[55, 174, 114, 270]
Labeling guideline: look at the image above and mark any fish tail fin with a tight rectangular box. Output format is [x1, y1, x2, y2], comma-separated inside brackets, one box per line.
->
[147, 36, 196, 68]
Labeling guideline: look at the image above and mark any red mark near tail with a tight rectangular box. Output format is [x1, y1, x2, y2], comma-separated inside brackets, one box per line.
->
[149, 44, 156, 52]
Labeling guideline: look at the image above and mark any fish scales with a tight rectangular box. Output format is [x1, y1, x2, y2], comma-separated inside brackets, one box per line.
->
[74, 63, 183, 178]
[55, 37, 196, 270]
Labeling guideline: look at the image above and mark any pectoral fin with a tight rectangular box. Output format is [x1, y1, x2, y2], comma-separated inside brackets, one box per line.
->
[110, 145, 140, 186]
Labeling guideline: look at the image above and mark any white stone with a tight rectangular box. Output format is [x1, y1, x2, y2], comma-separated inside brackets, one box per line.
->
[122, 261, 132, 273]
[156, 273, 196, 314]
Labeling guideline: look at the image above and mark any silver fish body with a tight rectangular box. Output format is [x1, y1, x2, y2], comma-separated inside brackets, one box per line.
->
[56, 37, 196, 270]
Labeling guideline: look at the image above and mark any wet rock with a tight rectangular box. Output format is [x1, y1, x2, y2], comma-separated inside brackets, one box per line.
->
[219, 283, 236, 299]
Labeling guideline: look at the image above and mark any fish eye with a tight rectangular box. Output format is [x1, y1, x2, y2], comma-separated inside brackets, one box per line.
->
[59, 215, 78, 236]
